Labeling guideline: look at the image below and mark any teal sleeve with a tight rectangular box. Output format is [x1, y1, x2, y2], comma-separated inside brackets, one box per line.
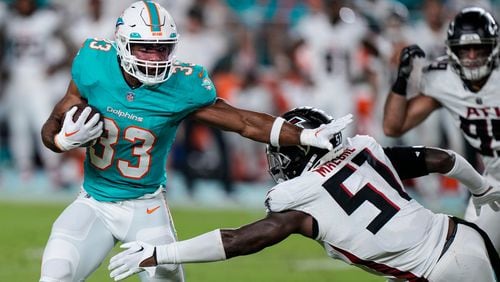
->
[193, 65, 217, 107]
[71, 38, 100, 100]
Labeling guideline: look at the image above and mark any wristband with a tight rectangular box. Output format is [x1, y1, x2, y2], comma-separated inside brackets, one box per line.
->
[391, 76, 408, 96]
[270, 117, 285, 146]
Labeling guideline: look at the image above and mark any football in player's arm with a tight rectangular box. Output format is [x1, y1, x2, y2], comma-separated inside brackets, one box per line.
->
[109, 108, 500, 282]
[383, 7, 500, 253]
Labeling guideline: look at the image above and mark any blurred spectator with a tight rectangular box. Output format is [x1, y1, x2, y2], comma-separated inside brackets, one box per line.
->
[448, 0, 493, 14]
[291, 0, 369, 136]
[230, 70, 279, 181]
[411, 0, 449, 60]
[277, 39, 316, 110]
[66, 0, 115, 49]
[407, 0, 464, 153]
[2, 0, 66, 185]
[176, 119, 235, 200]
[173, 4, 233, 199]
[175, 5, 228, 72]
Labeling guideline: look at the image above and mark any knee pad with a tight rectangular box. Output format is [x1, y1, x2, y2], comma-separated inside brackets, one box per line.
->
[40, 239, 80, 282]
[40, 259, 74, 282]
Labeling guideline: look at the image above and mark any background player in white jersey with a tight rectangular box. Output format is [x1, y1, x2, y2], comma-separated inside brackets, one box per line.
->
[2, 0, 65, 182]
[291, 0, 368, 136]
[39, 2, 352, 282]
[383, 7, 500, 253]
[108, 107, 500, 282]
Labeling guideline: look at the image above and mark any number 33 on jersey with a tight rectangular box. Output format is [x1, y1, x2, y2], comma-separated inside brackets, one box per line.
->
[73, 38, 216, 202]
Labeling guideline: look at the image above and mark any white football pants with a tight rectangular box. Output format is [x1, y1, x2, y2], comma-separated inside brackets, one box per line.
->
[427, 223, 495, 282]
[40, 187, 184, 282]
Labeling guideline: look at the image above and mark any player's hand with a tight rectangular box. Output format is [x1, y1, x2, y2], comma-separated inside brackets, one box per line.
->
[397, 45, 426, 79]
[300, 114, 353, 150]
[109, 241, 157, 281]
[54, 106, 103, 151]
[472, 186, 500, 216]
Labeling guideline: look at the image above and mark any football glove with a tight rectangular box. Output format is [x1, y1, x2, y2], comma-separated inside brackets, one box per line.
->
[300, 113, 353, 151]
[54, 106, 103, 151]
[397, 45, 426, 79]
[472, 186, 500, 216]
[109, 241, 156, 281]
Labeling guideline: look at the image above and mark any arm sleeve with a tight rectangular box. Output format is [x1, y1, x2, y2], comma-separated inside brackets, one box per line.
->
[384, 146, 429, 180]
[156, 229, 227, 264]
[444, 150, 489, 195]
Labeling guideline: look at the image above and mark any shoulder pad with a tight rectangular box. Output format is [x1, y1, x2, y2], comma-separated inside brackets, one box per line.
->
[423, 57, 449, 73]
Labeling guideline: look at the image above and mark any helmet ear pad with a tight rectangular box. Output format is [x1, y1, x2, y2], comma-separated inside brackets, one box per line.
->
[446, 7, 499, 81]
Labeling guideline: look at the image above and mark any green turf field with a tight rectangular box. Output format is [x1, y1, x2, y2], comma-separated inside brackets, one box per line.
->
[0, 201, 384, 281]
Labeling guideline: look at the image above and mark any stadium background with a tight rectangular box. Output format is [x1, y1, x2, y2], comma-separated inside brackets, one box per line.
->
[0, 0, 495, 280]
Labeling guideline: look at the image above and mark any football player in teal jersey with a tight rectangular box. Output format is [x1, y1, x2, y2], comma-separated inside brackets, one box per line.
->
[39, 1, 352, 281]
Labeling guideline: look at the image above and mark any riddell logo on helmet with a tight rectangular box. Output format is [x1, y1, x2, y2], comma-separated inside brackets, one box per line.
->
[152, 32, 163, 36]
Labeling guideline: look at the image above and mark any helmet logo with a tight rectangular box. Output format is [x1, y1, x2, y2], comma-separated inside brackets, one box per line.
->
[116, 17, 124, 27]
[288, 116, 307, 127]
[130, 32, 141, 38]
[143, 1, 163, 34]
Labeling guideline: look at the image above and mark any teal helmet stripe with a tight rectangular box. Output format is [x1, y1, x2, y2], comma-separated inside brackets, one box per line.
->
[144, 1, 161, 32]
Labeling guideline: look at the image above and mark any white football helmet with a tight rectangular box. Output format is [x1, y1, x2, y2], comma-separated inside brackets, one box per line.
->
[115, 1, 179, 85]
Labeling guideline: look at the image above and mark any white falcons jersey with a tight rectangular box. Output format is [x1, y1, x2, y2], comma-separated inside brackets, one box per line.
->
[4, 9, 61, 78]
[420, 59, 500, 182]
[293, 13, 367, 85]
[265, 135, 449, 280]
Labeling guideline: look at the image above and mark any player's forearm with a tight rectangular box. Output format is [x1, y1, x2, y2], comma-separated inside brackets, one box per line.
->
[41, 117, 64, 153]
[383, 92, 409, 137]
[155, 219, 289, 264]
[155, 230, 227, 264]
[235, 112, 301, 146]
[443, 150, 490, 195]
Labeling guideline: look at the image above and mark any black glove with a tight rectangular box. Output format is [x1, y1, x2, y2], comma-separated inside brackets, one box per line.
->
[392, 45, 426, 96]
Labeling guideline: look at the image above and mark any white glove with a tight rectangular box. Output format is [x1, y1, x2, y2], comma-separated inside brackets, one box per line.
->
[109, 241, 156, 281]
[472, 186, 500, 216]
[54, 106, 103, 151]
[300, 113, 353, 150]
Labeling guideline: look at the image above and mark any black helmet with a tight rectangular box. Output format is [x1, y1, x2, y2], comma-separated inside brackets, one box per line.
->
[446, 7, 499, 81]
[266, 107, 343, 183]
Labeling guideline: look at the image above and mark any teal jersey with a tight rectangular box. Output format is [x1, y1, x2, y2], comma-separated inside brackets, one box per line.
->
[72, 38, 216, 202]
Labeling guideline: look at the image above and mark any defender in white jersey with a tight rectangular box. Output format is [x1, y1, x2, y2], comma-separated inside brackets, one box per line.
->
[108, 108, 500, 282]
[383, 7, 500, 253]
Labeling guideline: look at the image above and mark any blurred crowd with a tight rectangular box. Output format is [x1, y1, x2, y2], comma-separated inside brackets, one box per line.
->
[0, 0, 497, 204]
